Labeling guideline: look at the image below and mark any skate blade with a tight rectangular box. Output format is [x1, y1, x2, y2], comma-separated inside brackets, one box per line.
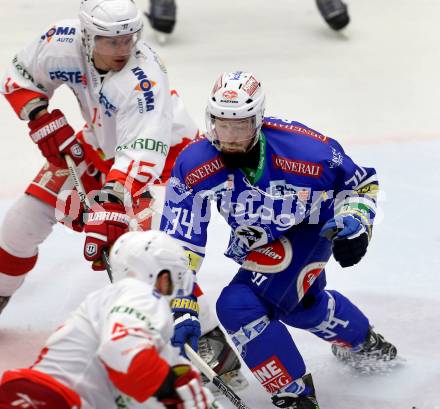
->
[341, 355, 406, 375]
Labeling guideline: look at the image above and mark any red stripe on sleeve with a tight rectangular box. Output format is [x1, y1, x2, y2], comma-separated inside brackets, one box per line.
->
[103, 347, 170, 402]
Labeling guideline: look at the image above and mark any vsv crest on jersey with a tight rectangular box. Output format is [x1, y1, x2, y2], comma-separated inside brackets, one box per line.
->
[132, 67, 155, 113]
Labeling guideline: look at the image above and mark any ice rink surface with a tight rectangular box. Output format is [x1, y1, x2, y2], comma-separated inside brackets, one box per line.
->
[0, 1, 439, 408]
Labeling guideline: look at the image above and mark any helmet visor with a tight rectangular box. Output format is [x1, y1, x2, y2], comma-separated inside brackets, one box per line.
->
[94, 33, 140, 56]
[206, 115, 257, 153]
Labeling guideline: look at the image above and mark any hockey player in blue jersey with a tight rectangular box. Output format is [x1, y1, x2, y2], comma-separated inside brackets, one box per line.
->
[162, 71, 397, 408]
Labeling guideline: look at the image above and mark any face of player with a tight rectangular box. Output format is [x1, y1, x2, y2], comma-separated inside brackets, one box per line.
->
[211, 117, 256, 154]
[92, 33, 137, 72]
[155, 271, 173, 296]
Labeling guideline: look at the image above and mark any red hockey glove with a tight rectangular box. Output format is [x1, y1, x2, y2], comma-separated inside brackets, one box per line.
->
[28, 109, 84, 167]
[156, 365, 210, 409]
[59, 193, 85, 233]
[84, 202, 130, 270]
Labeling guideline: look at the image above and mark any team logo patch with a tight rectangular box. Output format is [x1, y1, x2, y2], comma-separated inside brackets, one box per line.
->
[235, 225, 267, 250]
[251, 356, 293, 394]
[242, 236, 292, 273]
[85, 243, 98, 257]
[296, 261, 326, 300]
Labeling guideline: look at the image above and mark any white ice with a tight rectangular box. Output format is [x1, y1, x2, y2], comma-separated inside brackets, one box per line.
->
[0, 1, 439, 408]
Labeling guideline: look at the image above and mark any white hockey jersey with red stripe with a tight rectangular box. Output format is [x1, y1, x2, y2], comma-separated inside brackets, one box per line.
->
[0, 19, 197, 195]
[31, 278, 185, 409]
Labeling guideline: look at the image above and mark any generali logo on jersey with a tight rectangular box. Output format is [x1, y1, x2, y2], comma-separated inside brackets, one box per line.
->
[272, 155, 323, 178]
[184, 157, 225, 188]
[251, 356, 293, 394]
[264, 119, 329, 143]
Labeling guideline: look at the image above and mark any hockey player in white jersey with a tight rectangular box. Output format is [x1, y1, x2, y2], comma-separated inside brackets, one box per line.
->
[0, 0, 199, 311]
[0, 230, 223, 409]
[0, 0, 248, 393]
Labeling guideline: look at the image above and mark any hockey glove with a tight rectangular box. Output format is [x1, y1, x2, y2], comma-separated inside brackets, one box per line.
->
[59, 193, 85, 233]
[320, 213, 369, 268]
[28, 109, 84, 167]
[171, 296, 201, 357]
[155, 365, 213, 409]
[84, 201, 130, 270]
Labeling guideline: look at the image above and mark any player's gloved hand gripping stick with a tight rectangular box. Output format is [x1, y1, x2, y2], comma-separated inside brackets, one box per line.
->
[320, 213, 369, 267]
[65, 154, 113, 282]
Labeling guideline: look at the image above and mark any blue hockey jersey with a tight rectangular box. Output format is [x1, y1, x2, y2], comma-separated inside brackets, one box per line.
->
[160, 116, 378, 268]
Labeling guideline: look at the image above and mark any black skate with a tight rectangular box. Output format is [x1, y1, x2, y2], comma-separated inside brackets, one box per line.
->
[198, 326, 249, 393]
[271, 374, 320, 409]
[315, 0, 350, 31]
[0, 296, 10, 314]
[332, 328, 397, 371]
[146, 0, 176, 36]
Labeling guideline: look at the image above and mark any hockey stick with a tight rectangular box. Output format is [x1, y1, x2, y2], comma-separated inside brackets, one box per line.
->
[184, 344, 251, 409]
[64, 155, 113, 282]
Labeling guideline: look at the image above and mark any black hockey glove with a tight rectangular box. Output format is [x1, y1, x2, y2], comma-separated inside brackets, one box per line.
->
[320, 214, 369, 267]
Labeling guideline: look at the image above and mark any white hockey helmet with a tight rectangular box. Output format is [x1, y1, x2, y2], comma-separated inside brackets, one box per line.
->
[206, 71, 266, 152]
[110, 230, 193, 299]
[79, 0, 143, 59]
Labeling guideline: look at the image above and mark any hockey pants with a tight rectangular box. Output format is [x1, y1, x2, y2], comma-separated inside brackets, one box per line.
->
[217, 282, 370, 393]
[216, 225, 370, 394]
